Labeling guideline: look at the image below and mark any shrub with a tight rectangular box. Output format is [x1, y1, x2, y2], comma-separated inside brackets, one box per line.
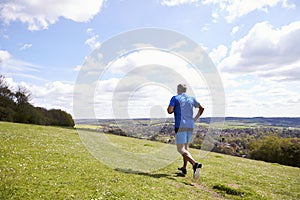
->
[249, 136, 300, 167]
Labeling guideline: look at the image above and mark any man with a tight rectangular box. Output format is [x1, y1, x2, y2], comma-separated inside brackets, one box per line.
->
[167, 84, 204, 180]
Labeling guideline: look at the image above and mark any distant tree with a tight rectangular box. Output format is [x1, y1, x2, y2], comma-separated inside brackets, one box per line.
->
[13, 86, 34, 123]
[0, 75, 16, 121]
[0, 107, 15, 122]
[48, 109, 75, 127]
[279, 138, 300, 167]
[249, 135, 300, 167]
[34, 107, 50, 125]
[0, 75, 14, 101]
[15, 86, 31, 105]
[0, 75, 75, 127]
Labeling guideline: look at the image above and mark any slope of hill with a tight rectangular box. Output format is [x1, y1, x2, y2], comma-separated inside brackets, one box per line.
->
[0, 122, 299, 199]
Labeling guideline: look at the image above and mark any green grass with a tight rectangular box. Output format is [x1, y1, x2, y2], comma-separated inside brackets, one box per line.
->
[74, 124, 100, 130]
[1, 122, 300, 200]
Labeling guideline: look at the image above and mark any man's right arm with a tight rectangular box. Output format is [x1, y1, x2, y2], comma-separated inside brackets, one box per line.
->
[167, 106, 174, 114]
[167, 96, 175, 114]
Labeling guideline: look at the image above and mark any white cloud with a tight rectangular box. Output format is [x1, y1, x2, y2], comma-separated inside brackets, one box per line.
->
[225, 0, 294, 23]
[161, 0, 295, 22]
[85, 28, 101, 50]
[1, 51, 41, 72]
[85, 35, 101, 49]
[218, 21, 300, 117]
[219, 20, 300, 82]
[86, 28, 94, 35]
[0, 49, 36, 71]
[87, 49, 213, 119]
[0, 50, 11, 62]
[208, 44, 227, 64]
[211, 11, 219, 23]
[202, 0, 295, 23]
[74, 65, 82, 72]
[230, 25, 239, 37]
[0, 50, 48, 83]
[216, 20, 300, 117]
[19, 43, 32, 50]
[27, 81, 74, 114]
[0, 0, 106, 30]
[224, 78, 300, 117]
[161, 0, 198, 6]
[106, 49, 189, 75]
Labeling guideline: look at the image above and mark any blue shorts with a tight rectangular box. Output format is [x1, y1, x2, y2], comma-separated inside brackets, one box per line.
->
[175, 131, 193, 144]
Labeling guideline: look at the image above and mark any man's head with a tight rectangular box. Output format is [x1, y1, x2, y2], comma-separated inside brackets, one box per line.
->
[177, 84, 187, 94]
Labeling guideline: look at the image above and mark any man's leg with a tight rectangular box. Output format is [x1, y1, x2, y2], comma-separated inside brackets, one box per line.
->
[182, 156, 187, 169]
[177, 144, 195, 166]
[186, 130, 202, 179]
[177, 143, 187, 175]
[176, 131, 197, 176]
[176, 131, 202, 179]
[182, 146, 202, 180]
[182, 143, 189, 169]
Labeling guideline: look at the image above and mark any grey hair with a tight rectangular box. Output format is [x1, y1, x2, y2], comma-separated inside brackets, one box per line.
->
[177, 84, 187, 93]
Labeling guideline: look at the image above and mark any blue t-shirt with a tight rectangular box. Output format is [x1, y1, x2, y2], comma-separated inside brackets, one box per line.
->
[169, 93, 200, 129]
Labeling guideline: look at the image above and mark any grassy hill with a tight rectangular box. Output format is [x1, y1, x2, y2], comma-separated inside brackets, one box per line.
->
[1, 122, 299, 199]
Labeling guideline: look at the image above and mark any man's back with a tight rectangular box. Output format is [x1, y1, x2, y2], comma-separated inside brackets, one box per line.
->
[170, 93, 200, 128]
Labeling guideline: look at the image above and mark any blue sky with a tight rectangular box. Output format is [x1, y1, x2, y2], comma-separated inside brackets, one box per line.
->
[0, 0, 300, 118]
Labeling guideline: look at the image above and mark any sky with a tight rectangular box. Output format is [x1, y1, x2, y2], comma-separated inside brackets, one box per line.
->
[0, 0, 300, 119]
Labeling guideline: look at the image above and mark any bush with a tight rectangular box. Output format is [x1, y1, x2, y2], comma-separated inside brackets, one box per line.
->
[0, 106, 15, 122]
[47, 109, 75, 127]
[249, 136, 300, 167]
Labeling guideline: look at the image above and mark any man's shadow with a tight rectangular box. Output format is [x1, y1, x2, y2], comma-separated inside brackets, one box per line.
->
[115, 168, 185, 180]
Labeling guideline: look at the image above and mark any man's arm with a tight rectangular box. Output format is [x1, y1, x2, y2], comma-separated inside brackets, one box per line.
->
[167, 106, 174, 114]
[194, 105, 204, 122]
[167, 96, 175, 114]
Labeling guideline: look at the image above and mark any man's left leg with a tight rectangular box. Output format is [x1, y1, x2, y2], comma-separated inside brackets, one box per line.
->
[186, 130, 202, 180]
[182, 143, 189, 169]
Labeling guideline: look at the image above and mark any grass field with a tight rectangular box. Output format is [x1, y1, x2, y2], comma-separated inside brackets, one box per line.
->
[1, 122, 299, 199]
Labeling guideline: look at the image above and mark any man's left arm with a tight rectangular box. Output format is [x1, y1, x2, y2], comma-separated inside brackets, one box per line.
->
[194, 104, 204, 122]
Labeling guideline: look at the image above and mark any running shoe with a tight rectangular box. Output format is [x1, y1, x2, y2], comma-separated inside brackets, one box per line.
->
[193, 162, 202, 180]
[178, 167, 187, 175]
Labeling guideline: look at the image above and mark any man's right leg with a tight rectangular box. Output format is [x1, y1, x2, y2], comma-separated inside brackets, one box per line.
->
[177, 144, 202, 179]
[177, 144, 195, 166]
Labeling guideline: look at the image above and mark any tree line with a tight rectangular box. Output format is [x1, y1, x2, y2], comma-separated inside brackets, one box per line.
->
[249, 135, 300, 167]
[0, 75, 74, 127]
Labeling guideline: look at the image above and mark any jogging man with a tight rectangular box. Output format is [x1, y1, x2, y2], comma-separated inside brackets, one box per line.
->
[167, 84, 204, 180]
